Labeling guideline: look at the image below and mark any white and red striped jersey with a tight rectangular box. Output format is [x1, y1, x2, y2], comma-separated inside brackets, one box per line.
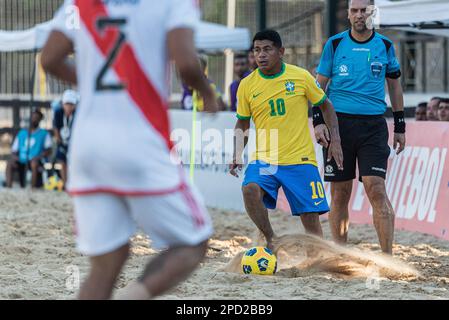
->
[51, 0, 199, 195]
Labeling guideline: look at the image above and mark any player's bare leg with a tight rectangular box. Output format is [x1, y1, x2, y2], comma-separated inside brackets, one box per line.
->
[117, 241, 208, 299]
[329, 181, 353, 244]
[60, 162, 68, 185]
[300, 213, 323, 237]
[79, 243, 130, 300]
[363, 176, 395, 254]
[242, 183, 276, 250]
[5, 158, 17, 188]
[30, 160, 40, 189]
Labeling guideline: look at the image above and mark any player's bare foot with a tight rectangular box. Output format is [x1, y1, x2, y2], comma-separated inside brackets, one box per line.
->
[267, 235, 282, 253]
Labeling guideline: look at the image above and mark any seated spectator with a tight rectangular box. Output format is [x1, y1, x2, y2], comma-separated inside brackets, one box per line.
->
[427, 97, 441, 121]
[438, 98, 449, 122]
[415, 102, 427, 121]
[192, 55, 227, 111]
[53, 89, 78, 185]
[5, 109, 52, 189]
[229, 53, 251, 112]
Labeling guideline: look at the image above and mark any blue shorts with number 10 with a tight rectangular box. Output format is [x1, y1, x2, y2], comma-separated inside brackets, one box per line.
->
[243, 161, 329, 216]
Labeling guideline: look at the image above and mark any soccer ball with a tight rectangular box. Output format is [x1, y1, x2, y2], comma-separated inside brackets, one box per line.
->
[44, 175, 64, 192]
[241, 247, 277, 275]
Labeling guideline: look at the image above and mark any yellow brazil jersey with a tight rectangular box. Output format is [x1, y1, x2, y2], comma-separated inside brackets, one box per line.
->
[236, 63, 326, 166]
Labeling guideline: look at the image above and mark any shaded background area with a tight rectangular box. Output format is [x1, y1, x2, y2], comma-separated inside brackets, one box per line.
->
[0, 0, 448, 161]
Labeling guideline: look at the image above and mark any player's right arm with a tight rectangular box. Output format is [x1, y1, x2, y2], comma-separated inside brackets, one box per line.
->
[230, 119, 250, 178]
[230, 80, 251, 178]
[41, 31, 76, 85]
[41, 1, 76, 84]
[168, 29, 217, 114]
[166, 0, 217, 113]
[305, 71, 343, 170]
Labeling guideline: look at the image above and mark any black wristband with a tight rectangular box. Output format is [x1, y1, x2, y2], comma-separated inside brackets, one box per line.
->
[312, 107, 325, 127]
[393, 111, 406, 133]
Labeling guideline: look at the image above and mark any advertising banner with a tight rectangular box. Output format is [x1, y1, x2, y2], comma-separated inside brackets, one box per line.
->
[170, 111, 449, 240]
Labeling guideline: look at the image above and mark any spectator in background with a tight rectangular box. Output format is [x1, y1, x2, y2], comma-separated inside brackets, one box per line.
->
[427, 97, 441, 121]
[51, 99, 62, 112]
[192, 55, 227, 111]
[438, 98, 449, 122]
[248, 45, 258, 71]
[415, 102, 427, 121]
[5, 109, 52, 189]
[229, 53, 251, 112]
[181, 84, 194, 110]
[53, 89, 78, 185]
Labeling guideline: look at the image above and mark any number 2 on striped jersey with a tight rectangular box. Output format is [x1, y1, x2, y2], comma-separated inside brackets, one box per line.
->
[95, 17, 127, 91]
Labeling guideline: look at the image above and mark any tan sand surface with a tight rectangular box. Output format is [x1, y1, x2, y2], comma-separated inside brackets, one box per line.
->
[0, 190, 448, 300]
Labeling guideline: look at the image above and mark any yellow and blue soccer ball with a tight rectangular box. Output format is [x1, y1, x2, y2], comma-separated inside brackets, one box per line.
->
[44, 175, 64, 192]
[241, 247, 277, 275]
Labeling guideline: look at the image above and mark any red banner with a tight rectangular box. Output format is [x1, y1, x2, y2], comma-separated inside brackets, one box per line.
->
[278, 121, 449, 240]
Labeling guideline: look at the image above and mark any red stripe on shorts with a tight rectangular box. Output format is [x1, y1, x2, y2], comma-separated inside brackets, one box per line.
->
[180, 183, 205, 228]
[177, 164, 206, 228]
[68, 184, 184, 197]
[75, 0, 173, 150]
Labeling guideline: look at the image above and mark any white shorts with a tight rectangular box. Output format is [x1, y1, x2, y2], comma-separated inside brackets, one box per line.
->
[72, 185, 213, 256]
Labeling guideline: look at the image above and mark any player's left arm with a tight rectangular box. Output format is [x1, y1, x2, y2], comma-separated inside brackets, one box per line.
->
[386, 42, 406, 155]
[314, 74, 331, 148]
[319, 99, 343, 170]
[305, 71, 343, 169]
[41, 31, 77, 85]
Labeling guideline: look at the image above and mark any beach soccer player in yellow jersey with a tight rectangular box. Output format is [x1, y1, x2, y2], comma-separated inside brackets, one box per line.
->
[230, 30, 344, 249]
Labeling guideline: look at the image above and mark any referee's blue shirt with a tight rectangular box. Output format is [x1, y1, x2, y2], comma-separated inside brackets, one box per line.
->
[317, 30, 401, 115]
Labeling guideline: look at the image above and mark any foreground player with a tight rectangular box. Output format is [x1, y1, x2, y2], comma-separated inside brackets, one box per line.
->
[41, 0, 217, 299]
[230, 30, 343, 249]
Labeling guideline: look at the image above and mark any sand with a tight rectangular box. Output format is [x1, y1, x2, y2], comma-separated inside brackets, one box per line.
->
[0, 189, 448, 300]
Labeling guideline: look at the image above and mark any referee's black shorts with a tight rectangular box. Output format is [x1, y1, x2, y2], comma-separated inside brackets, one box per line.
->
[323, 113, 391, 182]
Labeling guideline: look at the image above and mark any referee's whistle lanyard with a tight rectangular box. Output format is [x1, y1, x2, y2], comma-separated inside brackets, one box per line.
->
[61, 114, 74, 143]
[63, 114, 74, 129]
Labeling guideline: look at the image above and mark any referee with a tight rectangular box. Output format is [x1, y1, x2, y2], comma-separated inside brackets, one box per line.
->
[314, 0, 405, 254]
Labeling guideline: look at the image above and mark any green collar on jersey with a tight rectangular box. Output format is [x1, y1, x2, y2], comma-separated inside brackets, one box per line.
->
[258, 62, 286, 79]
